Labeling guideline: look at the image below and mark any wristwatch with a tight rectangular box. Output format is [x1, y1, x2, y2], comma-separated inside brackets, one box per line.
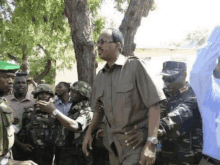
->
[52, 109, 59, 116]
[0, 158, 9, 165]
[147, 137, 158, 145]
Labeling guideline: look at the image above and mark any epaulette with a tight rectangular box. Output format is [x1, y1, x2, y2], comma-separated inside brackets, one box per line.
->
[0, 99, 14, 113]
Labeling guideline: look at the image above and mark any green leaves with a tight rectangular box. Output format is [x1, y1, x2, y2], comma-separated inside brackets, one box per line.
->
[0, 0, 73, 84]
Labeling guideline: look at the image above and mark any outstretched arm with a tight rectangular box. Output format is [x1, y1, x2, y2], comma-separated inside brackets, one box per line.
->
[190, 26, 220, 106]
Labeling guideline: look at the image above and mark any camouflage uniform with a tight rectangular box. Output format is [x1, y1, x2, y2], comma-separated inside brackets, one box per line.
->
[58, 81, 93, 165]
[20, 84, 58, 165]
[157, 83, 203, 165]
[0, 97, 14, 159]
[0, 61, 19, 164]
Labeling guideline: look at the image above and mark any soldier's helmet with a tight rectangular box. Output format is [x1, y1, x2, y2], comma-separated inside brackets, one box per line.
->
[33, 84, 55, 98]
[70, 81, 92, 99]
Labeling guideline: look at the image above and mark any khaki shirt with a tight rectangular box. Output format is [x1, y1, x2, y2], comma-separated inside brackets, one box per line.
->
[92, 55, 165, 161]
[0, 97, 14, 157]
[6, 93, 35, 133]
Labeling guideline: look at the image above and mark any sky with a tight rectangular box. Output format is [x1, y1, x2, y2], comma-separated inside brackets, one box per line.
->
[99, 0, 220, 48]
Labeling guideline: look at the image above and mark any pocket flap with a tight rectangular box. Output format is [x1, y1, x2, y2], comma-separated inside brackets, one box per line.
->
[0, 102, 13, 113]
[117, 84, 134, 93]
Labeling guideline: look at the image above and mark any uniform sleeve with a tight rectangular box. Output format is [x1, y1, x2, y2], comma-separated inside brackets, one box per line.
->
[159, 97, 199, 138]
[135, 59, 166, 109]
[190, 26, 220, 106]
[75, 107, 93, 132]
[91, 73, 104, 113]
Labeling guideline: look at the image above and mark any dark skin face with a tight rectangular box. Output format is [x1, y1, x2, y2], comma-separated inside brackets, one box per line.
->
[70, 89, 86, 104]
[14, 76, 28, 96]
[0, 72, 15, 96]
[162, 72, 186, 95]
[37, 92, 52, 102]
[55, 82, 69, 97]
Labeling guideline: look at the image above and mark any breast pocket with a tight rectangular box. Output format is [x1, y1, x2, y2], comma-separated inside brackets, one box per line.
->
[116, 83, 134, 107]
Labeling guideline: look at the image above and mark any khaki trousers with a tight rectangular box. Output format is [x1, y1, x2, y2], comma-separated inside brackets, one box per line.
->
[109, 152, 140, 165]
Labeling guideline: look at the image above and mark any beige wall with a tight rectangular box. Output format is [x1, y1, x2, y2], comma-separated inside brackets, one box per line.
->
[55, 48, 197, 86]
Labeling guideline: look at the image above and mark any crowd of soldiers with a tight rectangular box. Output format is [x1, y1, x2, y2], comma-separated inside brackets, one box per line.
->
[0, 26, 220, 165]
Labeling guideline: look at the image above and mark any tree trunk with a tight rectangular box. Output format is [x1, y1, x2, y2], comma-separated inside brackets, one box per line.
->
[20, 45, 30, 74]
[65, 0, 95, 86]
[119, 0, 154, 56]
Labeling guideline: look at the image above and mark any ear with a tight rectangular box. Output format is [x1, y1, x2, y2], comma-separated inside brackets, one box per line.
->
[115, 42, 121, 52]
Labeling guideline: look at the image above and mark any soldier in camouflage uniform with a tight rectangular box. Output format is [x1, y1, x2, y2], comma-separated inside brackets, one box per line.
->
[38, 81, 93, 165]
[19, 84, 58, 165]
[156, 61, 203, 165]
[0, 61, 37, 165]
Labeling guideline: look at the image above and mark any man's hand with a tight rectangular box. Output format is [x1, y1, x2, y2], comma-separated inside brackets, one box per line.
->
[37, 98, 55, 114]
[20, 143, 33, 152]
[82, 132, 94, 156]
[95, 129, 104, 139]
[139, 141, 156, 165]
[125, 125, 145, 149]
[13, 118, 20, 125]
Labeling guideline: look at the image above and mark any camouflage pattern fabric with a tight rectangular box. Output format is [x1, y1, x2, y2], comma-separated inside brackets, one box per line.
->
[58, 100, 93, 165]
[20, 105, 59, 164]
[33, 84, 54, 98]
[0, 97, 14, 157]
[157, 83, 203, 165]
[55, 100, 93, 146]
[70, 81, 92, 99]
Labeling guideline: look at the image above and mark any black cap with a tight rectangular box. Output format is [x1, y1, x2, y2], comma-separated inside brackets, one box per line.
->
[161, 61, 186, 76]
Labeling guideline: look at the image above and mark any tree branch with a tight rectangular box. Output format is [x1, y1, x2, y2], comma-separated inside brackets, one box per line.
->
[7, 53, 19, 62]
[34, 59, 52, 83]
[38, 44, 48, 55]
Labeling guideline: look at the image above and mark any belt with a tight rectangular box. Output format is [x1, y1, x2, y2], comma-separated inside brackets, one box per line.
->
[203, 155, 220, 165]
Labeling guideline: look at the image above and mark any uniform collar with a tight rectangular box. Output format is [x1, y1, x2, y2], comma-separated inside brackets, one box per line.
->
[55, 97, 72, 105]
[8, 92, 33, 102]
[163, 82, 190, 98]
[102, 54, 126, 72]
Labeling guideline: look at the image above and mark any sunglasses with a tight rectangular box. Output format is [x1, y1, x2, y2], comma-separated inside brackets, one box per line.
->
[162, 73, 182, 83]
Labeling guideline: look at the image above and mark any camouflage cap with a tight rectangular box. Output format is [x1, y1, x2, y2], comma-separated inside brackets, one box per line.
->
[0, 61, 20, 72]
[70, 81, 92, 99]
[33, 84, 54, 98]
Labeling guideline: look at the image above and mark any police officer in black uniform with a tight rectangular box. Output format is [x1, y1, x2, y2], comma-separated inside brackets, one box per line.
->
[156, 61, 203, 165]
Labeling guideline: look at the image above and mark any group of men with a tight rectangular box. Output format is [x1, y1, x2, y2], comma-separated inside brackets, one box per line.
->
[0, 66, 94, 164]
[0, 26, 220, 165]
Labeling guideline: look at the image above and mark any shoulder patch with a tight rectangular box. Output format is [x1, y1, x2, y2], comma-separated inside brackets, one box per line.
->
[0, 101, 14, 113]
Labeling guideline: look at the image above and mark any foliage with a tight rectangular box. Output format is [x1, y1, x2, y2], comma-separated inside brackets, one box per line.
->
[114, 0, 155, 13]
[185, 28, 209, 47]
[0, 0, 74, 84]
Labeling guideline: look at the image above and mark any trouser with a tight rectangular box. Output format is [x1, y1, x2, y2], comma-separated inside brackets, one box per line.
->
[59, 143, 93, 165]
[32, 145, 54, 165]
[109, 152, 140, 165]
[198, 156, 220, 165]
[109, 143, 140, 165]
[55, 146, 63, 165]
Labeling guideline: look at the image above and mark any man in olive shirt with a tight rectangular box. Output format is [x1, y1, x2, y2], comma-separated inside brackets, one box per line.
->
[82, 29, 165, 165]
